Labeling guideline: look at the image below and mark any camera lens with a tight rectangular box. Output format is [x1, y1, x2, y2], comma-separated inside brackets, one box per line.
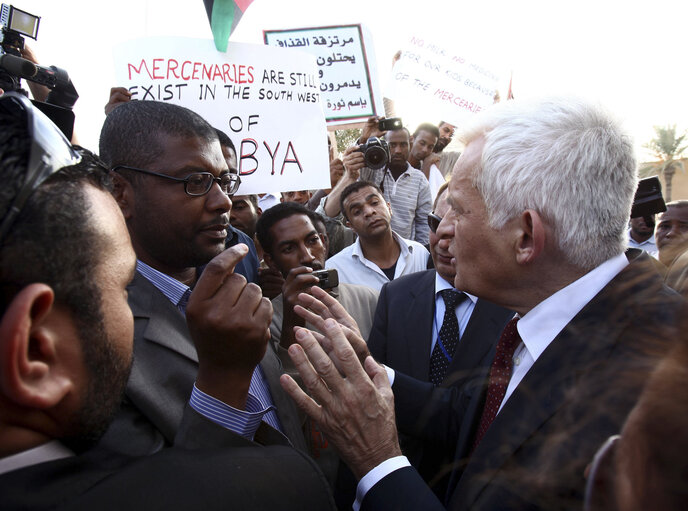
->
[365, 146, 388, 170]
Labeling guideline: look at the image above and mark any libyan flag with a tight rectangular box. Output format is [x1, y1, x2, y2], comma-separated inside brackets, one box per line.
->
[203, 0, 255, 52]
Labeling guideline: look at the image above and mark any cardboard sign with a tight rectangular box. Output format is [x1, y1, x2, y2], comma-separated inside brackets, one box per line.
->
[264, 25, 383, 126]
[113, 36, 329, 194]
[387, 34, 503, 127]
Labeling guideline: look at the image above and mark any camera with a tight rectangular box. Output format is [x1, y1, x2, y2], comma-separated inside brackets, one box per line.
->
[630, 176, 667, 230]
[357, 136, 390, 170]
[312, 269, 339, 290]
[378, 117, 402, 131]
[0, 4, 78, 138]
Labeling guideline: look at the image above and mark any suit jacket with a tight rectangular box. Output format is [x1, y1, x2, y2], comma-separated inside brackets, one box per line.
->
[367, 269, 512, 495]
[362, 252, 685, 511]
[0, 406, 335, 510]
[97, 271, 308, 456]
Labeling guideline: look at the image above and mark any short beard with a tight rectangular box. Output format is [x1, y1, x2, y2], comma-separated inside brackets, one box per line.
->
[434, 139, 449, 153]
[61, 296, 132, 454]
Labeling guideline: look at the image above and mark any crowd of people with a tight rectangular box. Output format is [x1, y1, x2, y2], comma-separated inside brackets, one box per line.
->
[1, 76, 687, 511]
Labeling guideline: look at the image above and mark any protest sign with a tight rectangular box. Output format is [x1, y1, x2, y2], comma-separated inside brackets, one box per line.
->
[387, 34, 504, 127]
[113, 36, 329, 195]
[263, 25, 383, 126]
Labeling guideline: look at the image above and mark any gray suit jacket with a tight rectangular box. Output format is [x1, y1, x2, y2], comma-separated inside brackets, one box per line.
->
[97, 271, 308, 455]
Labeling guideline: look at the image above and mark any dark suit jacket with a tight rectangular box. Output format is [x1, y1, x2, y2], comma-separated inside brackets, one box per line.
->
[0, 407, 335, 510]
[362, 252, 685, 511]
[97, 271, 308, 456]
[368, 269, 513, 495]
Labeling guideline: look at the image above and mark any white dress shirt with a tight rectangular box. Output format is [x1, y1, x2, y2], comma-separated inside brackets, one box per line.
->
[326, 231, 429, 292]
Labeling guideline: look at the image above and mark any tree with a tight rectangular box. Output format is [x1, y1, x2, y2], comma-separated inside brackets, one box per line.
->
[335, 128, 361, 155]
[643, 125, 687, 202]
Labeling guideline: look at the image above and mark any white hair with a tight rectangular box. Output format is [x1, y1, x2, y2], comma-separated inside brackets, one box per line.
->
[462, 97, 637, 270]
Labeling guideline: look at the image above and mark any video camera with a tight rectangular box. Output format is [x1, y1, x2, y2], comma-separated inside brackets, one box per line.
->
[630, 175, 667, 229]
[1, 4, 78, 137]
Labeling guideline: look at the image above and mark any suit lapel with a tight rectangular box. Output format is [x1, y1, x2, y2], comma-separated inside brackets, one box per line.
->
[260, 347, 308, 452]
[405, 270, 437, 380]
[128, 272, 198, 362]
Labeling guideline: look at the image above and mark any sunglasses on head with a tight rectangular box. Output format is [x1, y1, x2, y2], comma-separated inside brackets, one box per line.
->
[0, 92, 82, 244]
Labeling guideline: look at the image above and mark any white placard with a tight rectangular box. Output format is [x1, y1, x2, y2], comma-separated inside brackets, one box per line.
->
[113, 36, 329, 194]
[387, 34, 504, 127]
[263, 25, 384, 126]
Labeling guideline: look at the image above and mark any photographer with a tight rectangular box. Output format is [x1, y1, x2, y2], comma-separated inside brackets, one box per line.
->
[323, 116, 432, 245]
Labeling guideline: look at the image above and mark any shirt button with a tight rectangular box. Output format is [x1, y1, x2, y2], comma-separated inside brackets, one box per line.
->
[514, 357, 521, 366]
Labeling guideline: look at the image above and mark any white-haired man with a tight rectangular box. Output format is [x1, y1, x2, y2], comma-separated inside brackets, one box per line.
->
[280, 98, 685, 510]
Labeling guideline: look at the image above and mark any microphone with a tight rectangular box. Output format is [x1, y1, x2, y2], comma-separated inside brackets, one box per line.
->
[0, 53, 58, 88]
[0, 53, 78, 109]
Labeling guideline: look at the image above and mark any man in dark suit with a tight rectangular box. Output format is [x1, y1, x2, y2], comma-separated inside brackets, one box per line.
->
[0, 94, 334, 509]
[97, 100, 306, 455]
[367, 183, 512, 495]
[279, 97, 685, 510]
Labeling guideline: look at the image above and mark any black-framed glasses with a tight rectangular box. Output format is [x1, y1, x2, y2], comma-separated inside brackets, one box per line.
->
[0, 92, 82, 244]
[111, 165, 241, 197]
[428, 212, 443, 233]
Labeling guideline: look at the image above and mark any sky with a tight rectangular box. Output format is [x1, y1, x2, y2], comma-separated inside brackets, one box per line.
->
[9, 0, 688, 161]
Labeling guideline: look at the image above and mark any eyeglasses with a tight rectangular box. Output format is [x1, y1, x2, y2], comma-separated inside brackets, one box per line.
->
[0, 92, 82, 244]
[111, 165, 241, 197]
[427, 212, 443, 233]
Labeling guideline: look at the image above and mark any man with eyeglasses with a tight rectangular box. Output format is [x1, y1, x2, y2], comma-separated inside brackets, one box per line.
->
[365, 183, 513, 498]
[97, 100, 308, 456]
[0, 92, 335, 510]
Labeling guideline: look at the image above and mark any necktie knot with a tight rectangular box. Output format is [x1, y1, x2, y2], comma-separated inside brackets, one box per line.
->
[440, 289, 464, 310]
[495, 317, 521, 363]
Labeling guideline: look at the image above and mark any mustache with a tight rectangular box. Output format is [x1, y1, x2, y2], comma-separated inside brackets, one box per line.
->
[200, 215, 230, 229]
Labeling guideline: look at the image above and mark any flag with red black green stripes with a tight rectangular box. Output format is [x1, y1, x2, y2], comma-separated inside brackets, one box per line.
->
[202, 0, 254, 52]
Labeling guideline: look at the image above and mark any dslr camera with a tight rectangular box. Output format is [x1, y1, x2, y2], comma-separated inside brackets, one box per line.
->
[356, 136, 390, 170]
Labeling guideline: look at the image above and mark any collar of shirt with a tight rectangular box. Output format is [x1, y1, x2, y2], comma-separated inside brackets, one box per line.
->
[517, 252, 630, 371]
[136, 260, 191, 309]
[0, 441, 74, 475]
[434, 272, 478, 304]
[351, 230, 415, 263]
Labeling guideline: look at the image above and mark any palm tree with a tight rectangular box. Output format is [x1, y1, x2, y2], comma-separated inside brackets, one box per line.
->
[643, 125, 687, 202]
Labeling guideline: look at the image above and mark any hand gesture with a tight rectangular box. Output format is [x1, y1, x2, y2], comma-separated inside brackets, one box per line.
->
[281, 320, 402, 478]
[186, 244, 272, 408]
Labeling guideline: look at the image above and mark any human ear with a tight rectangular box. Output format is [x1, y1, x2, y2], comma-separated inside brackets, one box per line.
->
[0, 284, 73, 409]
[110, 172, 134, 220]
[515, 210, 545, 265]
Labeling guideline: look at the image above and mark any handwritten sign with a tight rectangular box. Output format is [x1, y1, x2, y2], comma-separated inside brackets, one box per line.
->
[112, 36, 329, 195]
[387, 34, 503, 127]
[263, 25, 383, 125]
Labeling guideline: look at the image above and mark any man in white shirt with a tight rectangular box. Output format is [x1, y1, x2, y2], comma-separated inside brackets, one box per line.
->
[627, 214, 658, 257]
[326, 181, 429, 291]
[279, 98, 685, 511]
